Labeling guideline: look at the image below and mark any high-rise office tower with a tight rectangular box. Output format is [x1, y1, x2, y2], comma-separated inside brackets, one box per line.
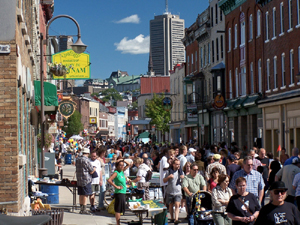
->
[149, 13, 185, 75]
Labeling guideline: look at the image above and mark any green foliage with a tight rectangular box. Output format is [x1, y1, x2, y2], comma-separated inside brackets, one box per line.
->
[145, 93, 171, 133]
[63, 110, 84, 136]
[129, 100, 138, 109]
[91, 92, 99, 97]
[100, 88, 122, 102]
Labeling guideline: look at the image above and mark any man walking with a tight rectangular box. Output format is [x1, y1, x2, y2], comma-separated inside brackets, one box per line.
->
[205, 154, 226, 181]
[182, 163, 206, 225]
[177, 145, 188, 169]
[89, 150, 102, 212]
[76, 148, 95, 214]
[163, 158, 184, 224]
[275, 157, 300, 203]
[229, 156, 265, 204]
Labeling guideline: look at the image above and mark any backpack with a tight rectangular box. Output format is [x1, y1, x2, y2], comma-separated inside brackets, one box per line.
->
[145, 170, 153, 182]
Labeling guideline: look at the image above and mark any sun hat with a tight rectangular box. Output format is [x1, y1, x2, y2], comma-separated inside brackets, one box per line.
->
[213, 154, 221, 160]
[82, 148, 90, 154]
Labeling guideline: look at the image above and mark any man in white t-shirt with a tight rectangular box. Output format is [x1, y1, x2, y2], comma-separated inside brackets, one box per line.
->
[89, 150, 102, 212]
[123, 153, 133, 177]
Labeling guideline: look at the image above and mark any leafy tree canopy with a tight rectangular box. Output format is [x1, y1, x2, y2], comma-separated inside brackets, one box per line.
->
[145, 93, 170, 133]
[63, 110, 84, 137]
[100, 88, 122, 102]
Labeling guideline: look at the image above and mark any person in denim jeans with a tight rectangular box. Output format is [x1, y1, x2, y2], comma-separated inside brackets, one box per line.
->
[182, 163, 206, 225]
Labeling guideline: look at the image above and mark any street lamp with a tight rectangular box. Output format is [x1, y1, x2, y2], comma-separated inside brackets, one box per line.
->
[39, 15, 87, 173]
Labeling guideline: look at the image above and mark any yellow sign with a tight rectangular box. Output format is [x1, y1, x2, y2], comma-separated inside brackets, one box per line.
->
[89, 117, 97, 124]
[52, 49, 90, 80]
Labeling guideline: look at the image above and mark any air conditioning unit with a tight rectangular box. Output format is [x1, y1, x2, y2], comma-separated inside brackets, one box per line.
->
[19, 154, 27, 166]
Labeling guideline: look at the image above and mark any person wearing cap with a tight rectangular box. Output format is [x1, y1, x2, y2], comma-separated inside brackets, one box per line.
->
[226, 155, 241, 182]
[275, 156, 300, 203]
[186, 147, 197, 163]
[205, 153, 227, 181]
[254, 181, 300, 224]
[229, 156, 265, 204]
[75, 147, 96, 214]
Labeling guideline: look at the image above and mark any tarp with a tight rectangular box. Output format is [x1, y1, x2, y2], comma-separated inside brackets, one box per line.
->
[137, 131, 150, 138]
[34, 80, 58, 106]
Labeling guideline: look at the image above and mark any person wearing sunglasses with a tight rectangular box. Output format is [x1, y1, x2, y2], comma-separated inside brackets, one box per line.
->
[182, 163, 206, 225]
[254, 181, 300, 225]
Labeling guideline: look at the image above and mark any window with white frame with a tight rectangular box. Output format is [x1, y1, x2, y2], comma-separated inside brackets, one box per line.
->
[208, 43, 211, 64]
[229, 70, 232, 99]
[274, 56, 278, 88]
[200, 47, 203, 68]
[289, 0, 293, 29]
[195, 51, 197, 71]
[215, 4, 218, 24]
[266, 12, 269, 41]
[235, 24, 238, 48]
[216, 38, 219, 61]
[241, 67, 246, 96]
[273, 8, 276, 37]
[241, 21, 245, 46]
[192, 53, 194, 72]
[235, 68, 239, 97]
[267, 59, 270, 90]
[290, 50, 294, 84]
[257, 10, 261, 36]
[258, 59, 262, 92]
[249, 14, 253, 40]
[221, 35, 224, 59]
[228, 28, 231, 51]
[280, 3, 284, 34]
[282, 53, 286, 86]
[204, 45, 206, 66]
[250, 62, 254, 93]
[187, 55, 190, 74]
[212, 40, 215, 63]
[220, 8, 223, 21]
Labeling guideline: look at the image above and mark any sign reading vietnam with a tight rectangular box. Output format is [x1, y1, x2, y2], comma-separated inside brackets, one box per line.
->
[52, 49, 90, 80]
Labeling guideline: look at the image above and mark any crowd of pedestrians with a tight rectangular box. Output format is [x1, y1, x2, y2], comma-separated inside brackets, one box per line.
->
[57, 137, 300, 224]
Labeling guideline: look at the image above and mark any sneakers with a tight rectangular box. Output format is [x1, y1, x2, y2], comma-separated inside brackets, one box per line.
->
[81, 210, 91, 215]
[174, 220, 181, 224]
[179, 207, 186, 213]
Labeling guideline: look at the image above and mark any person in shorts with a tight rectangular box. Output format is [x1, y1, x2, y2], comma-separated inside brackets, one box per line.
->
[76, 148, 96, 214]
[89, 150, 102, 212]
[163, 158, 184, 224]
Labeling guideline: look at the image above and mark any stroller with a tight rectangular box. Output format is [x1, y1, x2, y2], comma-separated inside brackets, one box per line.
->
[191, 191, 214, 225]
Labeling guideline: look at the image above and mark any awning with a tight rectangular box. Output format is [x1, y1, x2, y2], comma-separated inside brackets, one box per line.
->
[234, 96, 248, 109]
[137, 131, 150, 138]
[223, 99, 238, 111]
[129, 120, 150, 125]
[34, 80, 58, 107]
[243, 94, 261, 108]
[210, 62, 225, 71]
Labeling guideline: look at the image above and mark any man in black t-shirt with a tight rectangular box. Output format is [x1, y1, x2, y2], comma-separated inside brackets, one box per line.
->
[255, 148, 269, 206]
[226, 154, 241, 182]
[255, 181, 300, 225]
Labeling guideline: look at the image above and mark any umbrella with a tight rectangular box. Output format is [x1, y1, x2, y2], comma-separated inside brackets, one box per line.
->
[69, 135, 83, 140]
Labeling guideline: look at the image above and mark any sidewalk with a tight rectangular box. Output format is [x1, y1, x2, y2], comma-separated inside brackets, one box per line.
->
[51, 164, 189, 225]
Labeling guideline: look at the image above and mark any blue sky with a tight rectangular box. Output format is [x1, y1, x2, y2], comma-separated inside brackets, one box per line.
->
[50, 0, 208, 86]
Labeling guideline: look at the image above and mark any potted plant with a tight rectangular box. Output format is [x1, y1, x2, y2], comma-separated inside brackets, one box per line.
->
[37, 133, 54, 149]
[48, 62, 73, 77]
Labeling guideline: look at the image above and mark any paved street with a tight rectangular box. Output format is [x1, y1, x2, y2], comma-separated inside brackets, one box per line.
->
[50, 164, 189, 225]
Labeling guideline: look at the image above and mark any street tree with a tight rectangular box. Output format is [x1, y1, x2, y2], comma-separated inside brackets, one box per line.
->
[100, 88, 122, 103]
[63, 110, 84, 137]
[145, 93, 170, 136]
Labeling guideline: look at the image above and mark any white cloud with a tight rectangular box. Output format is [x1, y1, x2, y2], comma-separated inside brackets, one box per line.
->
[115, 14, 140, 24]
[114, 34, 149, 54]
[75, 80, 85, 87]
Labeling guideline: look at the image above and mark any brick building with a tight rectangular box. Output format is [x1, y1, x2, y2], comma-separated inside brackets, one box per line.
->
[219, 0, 264, 150]
[256, 0, 300, 155]
[0, 0, 53, 215]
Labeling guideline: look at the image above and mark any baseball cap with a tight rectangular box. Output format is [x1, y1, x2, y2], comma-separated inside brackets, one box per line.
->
[292, 157, 300, 164]
[189, 148, 197, 153]
[228, 154, 237, 161]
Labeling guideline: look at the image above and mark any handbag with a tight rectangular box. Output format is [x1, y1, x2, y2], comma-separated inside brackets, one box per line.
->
[91, 171, 98, 178]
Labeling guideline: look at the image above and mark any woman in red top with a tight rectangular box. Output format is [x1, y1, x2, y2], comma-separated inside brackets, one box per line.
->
[208, 167, 219, 192]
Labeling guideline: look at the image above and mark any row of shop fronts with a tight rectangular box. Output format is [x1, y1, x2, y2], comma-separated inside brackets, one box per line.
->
[169, 91, 300, 156]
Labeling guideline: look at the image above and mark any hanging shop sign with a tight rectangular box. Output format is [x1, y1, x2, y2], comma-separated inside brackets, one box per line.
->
[213, 94, 227, 110]
[89, 117, 97, 124]
[0, 45, 10, 54]
[58, 100, 77, 119]
[162, 97, 173, 111]
[52, 49, 90, 80]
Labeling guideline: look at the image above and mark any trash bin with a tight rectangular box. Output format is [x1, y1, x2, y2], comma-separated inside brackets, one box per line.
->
[41, 185, 59, 204]
[32, 209, 64, 225]
[65, 154, 72, 164]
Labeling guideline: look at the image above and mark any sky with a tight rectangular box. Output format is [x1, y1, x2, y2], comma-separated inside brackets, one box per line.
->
[49, 0, 208, 86]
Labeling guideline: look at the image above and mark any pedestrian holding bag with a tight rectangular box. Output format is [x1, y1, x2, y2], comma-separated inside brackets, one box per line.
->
[238, 197, 256, 221]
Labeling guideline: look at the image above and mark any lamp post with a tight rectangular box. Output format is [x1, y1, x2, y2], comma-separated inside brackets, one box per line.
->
[39, 15, 87, 172]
